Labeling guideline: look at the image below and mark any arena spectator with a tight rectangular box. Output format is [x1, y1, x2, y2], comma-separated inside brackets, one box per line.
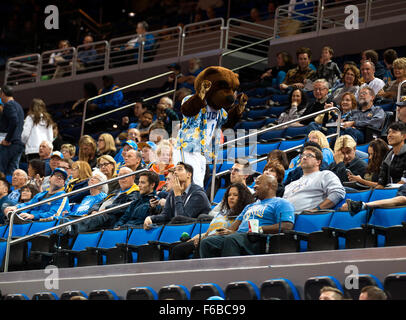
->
[78, 135, 98, 168]
[0, 85, 25, 176]
[139, 141, 158, 169]
[283, 145, 345, 213]
[143, 162, 211, 228]
[115, 140, 138, 167]
[60, 144, 76, 161]
[21, 98, 54, 162]
[330, 65, 360, 105]
[19, 184, 39, 204]
[150, 140, 175, 191]
[361, 49, 385, 80]
[319, 286, 344, 300]
[41, 151, 64, 191]
[170, 182, 255, 260]
[397, 98, 406, 125]
[280, 47, 316, 92]
[153, 97, 179, 137]
[382, 48, 398, 83]
[126, 21, 156, 54]
[96, 133, 117, 158]
[39, 140, 53, 162]
[263, 160, 285, 197]
[266, 150, 290, 170]
[176, 58, 204, 92]
[136, 110, 154, 139]
[69, 82, 98, 116]
[122, 102, 147, 130]
[77, 34, 98, 69]
[0, 179, 13, 224]
[65, 160, 92, 203]
[27, 159, 46, 190]
[49, 40, 73, 79]
[199, 175, 295, 258]
[92, 75, 124, 112]
[359, 286, 388, 300]
[8, 169, 29, 203]
[275, 87, 308, 127]
[4, 168, 70, 222]
[328, 135, 367, 184]
[124, 149, 144, 174]
[378, 57, 406, 101]
[114, 171, 160, 228]
[347, 138, 389, 189]
[316, 46, 341, 88]
[97, 155, 119, 194]
[358, 61, 385, 96]
[342, 86, 385, 144]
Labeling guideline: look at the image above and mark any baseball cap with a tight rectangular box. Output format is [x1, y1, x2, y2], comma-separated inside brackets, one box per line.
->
[167, 63, 181, 71]
[137, 141, 157, 151]
[51, 151, 64, 159]
[396, 100, 406, 107]
[124, 140, 138, 150]
[52, 168, 68, 180]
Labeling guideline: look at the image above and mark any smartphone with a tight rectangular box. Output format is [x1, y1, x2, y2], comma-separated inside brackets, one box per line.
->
[346, 169, 353, 175]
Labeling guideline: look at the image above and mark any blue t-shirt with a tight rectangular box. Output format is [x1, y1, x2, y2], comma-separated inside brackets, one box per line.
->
[236, 197, 295, 233]
[70, 192, 107, 216]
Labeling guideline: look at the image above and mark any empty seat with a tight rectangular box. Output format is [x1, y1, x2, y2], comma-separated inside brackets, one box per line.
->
[126, 287, 158, 300]
[190, 283, 225, 300]
[32, 292, 59, 300]
[284, 126, 310, 138]
[258, 129, 286, 141]
[158, 284, 190, 300]
[304, 276, 343, 300]
[60, 290, 89, 300]
[4, 293, 30, 300]
[88, 289, 120, 300]
[384, 273, 406, 300]
[256, 141, 281, 157]
[260, 278, 300, 300]
[369, 188, 399, 202]
[225, 281, 260, 300]
[343, 274, 383, 300]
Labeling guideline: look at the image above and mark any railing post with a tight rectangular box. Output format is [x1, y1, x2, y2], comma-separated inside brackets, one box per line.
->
[317, 0, 324, 34]
[104, 41, 110, 71]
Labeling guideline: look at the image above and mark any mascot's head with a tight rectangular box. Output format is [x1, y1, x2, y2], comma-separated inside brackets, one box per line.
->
[194, 66, 240, 110]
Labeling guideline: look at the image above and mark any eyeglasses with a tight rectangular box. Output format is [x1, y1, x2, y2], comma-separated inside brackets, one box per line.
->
[98, 162, 112, 168]
[313, 87, 327, 92]
[98, 138, 105, 142]
[300, 153, 317, 159]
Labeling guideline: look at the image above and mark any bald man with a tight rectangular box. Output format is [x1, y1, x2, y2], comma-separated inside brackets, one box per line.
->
[200, 175, 295, 258]
[8, 169, 28, 202]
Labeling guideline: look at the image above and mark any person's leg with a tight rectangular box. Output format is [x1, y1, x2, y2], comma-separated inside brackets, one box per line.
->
[344, 196, 406, 213]
[170, 241, 196, 260]
[221, 233, 262, 257]
[199, 235, 225, 258]
[342, 128, 365, 144]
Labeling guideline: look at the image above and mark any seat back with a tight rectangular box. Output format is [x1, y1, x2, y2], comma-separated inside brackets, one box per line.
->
[190, 283, 225, 300]
[158, 284, 190, 300]
[88, 289, 120, 300]
[284, 126, 310, 138]
[96, 229, 129, 249]
[279, 138, 306, 151]
[384, 273, 406, 300]
[294, 212, 334, 234]
[4, 293, 30, 300]
[190, 222, 211, 238]
[335, 190, 372, 209]
[71, 231, 102, 251]
[126, 287, 158, 300]
[256, 141, 281, 157]
[3, 222, 32, 238]
[127, 225, 163, 246]
[343, 274, 383, 300]
[213, 188, 226, 204]
[32, 292, 59, 300]
[27, 220, 58, 235]
[0, 225, 8, 238]
[258, 129, 286, 141]
[260, 278, 300, 300]
[60, 290, 88, 300]
[304, 276, 343, 300]
[225, 281, 260, 300]
[369, 207, 406, 247]
[368, 188, 399, 202]
[158, 223, 196, 243]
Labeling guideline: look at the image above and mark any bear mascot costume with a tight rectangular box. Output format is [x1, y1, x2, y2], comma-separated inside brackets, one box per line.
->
[173, 66, 248, 187]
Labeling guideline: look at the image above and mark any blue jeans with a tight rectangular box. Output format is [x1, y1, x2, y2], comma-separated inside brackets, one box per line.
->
[341, 127, 365, 144]
[0, 143, 24, 176]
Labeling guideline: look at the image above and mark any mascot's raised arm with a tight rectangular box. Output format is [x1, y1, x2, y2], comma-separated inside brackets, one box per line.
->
[173, 66, 248, 187]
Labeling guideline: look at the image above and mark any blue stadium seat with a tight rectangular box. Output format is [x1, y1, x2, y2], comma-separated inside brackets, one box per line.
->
[284, 126, 310, 138]
[88, 289, 120, 300]
[304, 276, 343, 300]
[279, 137, 306, 152]
[76, 228, 129, 266]
[343, 274, 383, 300]
[384, 273, 406, 300]
[106, 225, 163, 264]
[251, 159, 267, 174]
[260, 278, 301, 300]
[256, 141, 281, 157]
[190, 222, 211, 238]
[60, 290, 89, 300]
[190, 283, 225, 300]
[368, 188, 399, 202]
[334, 189, 372, 210]
[3, 222, 32, 238]
[213, 188, 226, 204]
[225, 281, 260, 300]
[356, 142, 370, 154]
[4, 293, 30, 300]
[258, 129, 286, 141]
[32, 292, 59, 300]
[235, 119, 266, 130]
[159, 284, 190, 300]
[126, 287, 158, 300]
[0, 225, 8, 238]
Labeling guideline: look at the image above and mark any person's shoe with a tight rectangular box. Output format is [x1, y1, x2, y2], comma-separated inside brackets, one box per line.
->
[346, 199, 364, 216]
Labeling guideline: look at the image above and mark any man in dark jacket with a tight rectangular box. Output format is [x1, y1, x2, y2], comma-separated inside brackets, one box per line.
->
[0, 85, 25, 176]
[377, 122, 406, 187]
[114, 171, 159, 228]
[143, 162, 211, 229]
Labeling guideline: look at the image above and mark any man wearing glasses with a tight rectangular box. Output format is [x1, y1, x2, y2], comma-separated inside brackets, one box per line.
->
[3, 168, 70, 222]
[283, 146, 345, 213]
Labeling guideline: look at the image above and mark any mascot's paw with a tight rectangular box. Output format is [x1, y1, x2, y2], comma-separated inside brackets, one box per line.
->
[236, 93, 248, 114]
[199, 80, 212, 100]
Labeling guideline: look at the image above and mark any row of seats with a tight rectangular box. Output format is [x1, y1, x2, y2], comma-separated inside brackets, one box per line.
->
[4, 272, 406, 300]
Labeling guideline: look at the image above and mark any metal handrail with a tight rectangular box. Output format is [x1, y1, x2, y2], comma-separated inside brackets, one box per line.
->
[209, 106, 342, 201]
[80, 70, 175, 136]
[4, 167, 148, 272]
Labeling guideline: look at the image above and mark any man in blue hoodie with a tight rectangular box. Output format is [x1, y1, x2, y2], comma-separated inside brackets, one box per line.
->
[3, 168, 70, 222]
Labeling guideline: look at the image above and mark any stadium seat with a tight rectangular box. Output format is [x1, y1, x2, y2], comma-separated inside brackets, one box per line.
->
[368, 188, 399, 202]
[334, 189, 372, 210]
[158, 284, 190, 300]
[384, 273, 406, 300]
[235, 119, 267, 130]
[0, 225, 8, 238]
[60, 290, 89, 300]
[284, 126, 310, 138]
[258, 129, 286, 141]
[4, 293, 30, 300]
[190, 222, 211, 238]
[126, 287, 158, 300]
[256, 141, 281, 157]
[106, 225, 163, 264]
[53, 230, 103, 268]
[88, 289, 121, 300]
[356, 142, 370, 154]
[225, 281, 260, 300]
[343, 274, 383, 300]
[190, 283, 225, 300]
[213, 188, 226, 204]
[304, 276, 343, 300]
[279, 137, 306, 152]
[32, 292, 59, 300]
[260, 278, 301, 300]
[75, 228, 129, 266]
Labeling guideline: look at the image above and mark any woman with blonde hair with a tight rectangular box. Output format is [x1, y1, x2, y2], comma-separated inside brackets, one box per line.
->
[78, 135, 97, 168]
[97, 155, 119, 194]
[378, 57, 406, 100]
[21, 98, 54, 161]
[307, 130, 334, 165]
[65, 160, 92, 203]
[150, 140, 175, 190]
[96, 133, 117, 158]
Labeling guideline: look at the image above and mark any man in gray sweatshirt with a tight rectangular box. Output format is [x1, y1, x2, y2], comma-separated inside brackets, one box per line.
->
[283, 145, 346, 213]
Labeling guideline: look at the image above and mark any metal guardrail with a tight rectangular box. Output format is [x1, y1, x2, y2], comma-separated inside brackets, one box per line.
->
[4, 167, 148, 272]
[209, 106, 342, 202]
[4, 54, 41, 86]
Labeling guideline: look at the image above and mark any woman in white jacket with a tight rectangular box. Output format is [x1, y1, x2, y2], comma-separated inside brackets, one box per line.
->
[21, 98, 54, 161]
